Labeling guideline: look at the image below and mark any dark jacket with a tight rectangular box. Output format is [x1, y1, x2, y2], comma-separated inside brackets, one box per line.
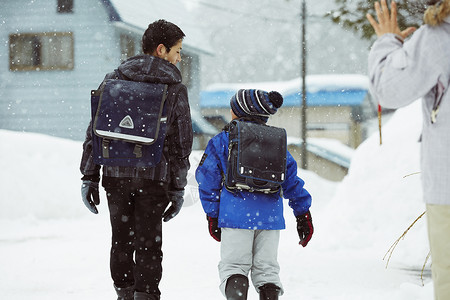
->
[80, 55, 193, 192]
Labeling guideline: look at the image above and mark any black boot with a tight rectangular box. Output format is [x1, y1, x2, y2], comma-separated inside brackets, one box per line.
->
[114, 285, 134, 300]
[259, 283, 281, 300]
[225, 274, 249, 300]
[134, 291, 159, 300]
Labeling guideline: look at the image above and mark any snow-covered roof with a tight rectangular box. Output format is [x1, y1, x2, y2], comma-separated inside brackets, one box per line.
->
[287, 136, 354, 169]
[201, 74, 370, 108]
[191, 109, 219, 135]
[104, 0, 213, 54]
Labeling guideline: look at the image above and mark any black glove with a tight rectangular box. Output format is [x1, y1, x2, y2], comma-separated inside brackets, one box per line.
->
[297, 211, 314, 247]
[163, 190, 184, 222]
[81, 180, 100, 214]
[207, 216, 221, 242]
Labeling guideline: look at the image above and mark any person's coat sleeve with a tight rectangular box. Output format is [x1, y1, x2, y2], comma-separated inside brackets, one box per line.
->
[167, 85, 193, 191]
[282, 151, 312, 217]
[79, 74, 114, 179]
[80, 120, 101, 178]
[368, 31, 448, 109]
[195, 137, 223, 218]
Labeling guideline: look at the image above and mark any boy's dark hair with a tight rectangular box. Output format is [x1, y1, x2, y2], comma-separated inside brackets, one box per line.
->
[142, 19, 185, 54]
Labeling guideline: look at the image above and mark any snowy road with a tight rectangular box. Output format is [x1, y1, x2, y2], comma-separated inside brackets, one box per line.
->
[0, 201, 432, 300]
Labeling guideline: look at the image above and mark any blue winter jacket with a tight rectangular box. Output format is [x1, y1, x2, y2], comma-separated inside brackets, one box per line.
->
[195, 127, 312, 230]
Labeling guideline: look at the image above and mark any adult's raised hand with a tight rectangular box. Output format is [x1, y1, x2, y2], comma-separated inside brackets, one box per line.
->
[366, 0, 416, 40]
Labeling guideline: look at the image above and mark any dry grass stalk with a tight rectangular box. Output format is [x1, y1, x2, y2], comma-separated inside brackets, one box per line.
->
[403, 172, 421, 178]
[420, 251, 431, 286]
[383, 172, 429, 282]
[383, 211, 427, 268]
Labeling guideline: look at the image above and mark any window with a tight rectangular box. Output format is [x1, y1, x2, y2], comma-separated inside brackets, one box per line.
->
[120, 34, 135, 62]
[9, 32, 74, 71]
[57, 0, 73, 13]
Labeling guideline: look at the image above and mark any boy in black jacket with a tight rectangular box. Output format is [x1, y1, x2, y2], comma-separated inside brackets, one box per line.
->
[80, 19, 193, 300]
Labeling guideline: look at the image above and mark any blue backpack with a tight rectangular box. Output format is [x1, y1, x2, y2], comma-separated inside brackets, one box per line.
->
[91, 71, 178, 167]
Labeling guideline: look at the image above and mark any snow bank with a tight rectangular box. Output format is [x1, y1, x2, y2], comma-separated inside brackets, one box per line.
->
[0, 130, 86, 220]
[318, 101, 429, 268]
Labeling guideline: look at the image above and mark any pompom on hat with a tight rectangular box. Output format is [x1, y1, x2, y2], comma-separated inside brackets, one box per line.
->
[230, 89, 283, 123]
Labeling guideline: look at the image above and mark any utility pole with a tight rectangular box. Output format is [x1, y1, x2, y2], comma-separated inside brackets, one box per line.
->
[300, 0, 308, 169]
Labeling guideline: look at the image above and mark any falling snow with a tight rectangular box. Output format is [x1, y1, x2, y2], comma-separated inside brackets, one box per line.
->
[0, 101, 434, 299]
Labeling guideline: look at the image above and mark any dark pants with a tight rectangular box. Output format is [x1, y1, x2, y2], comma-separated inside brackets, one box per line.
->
[104, 178, 169, 296]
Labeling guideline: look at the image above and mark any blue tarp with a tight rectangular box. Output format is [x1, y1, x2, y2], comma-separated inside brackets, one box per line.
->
[200, 89, 369, 109]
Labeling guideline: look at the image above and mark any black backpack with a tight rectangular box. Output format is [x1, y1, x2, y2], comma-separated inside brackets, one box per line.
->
[224, 119, 287, 194]
[91, 71, 180, 167]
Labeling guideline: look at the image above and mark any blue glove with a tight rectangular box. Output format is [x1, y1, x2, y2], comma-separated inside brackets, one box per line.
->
[81, 180, 100, 214]
[163, 190, 184, 222]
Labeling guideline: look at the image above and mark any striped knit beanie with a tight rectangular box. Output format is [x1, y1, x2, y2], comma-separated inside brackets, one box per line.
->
[230, 89, 283, 123]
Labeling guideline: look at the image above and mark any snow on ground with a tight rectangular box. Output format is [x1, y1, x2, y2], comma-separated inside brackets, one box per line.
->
[0, 101, 433, 299]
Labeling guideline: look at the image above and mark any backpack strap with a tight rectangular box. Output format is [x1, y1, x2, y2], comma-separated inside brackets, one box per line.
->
[222, 117, 266, 132]
[114, 69, 124, 80]
[133, 144, 143, 158]
[102, 139, 110, 158]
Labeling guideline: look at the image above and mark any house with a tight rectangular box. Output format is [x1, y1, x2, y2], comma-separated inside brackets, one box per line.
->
[200, 74, 376, 149]
[0, 0, 217, 147]
[287, 137, 354, 181]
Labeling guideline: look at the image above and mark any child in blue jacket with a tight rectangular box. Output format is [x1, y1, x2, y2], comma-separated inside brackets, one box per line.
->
[195, 89, 313, 300]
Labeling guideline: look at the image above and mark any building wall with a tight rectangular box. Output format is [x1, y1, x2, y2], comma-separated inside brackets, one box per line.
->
[288, 145, 349, 181]
[0, 0, 118, 141]
[0, 0, 204, 144]
[201, 105, 362, 148]
[199, 107, 352, 180]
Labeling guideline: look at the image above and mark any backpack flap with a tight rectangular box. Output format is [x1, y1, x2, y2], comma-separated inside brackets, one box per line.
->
[91, 79, 169, 167]
[93, 79, 168, 144]
[225, 120, 287, 193]
[237, 121, 287, 184]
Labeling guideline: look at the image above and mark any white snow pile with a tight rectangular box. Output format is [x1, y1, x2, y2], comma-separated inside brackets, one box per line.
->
[0, 101, 433, 299]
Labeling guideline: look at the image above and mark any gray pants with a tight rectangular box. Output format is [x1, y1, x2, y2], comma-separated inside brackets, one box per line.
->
[218, 228, 284, 296]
